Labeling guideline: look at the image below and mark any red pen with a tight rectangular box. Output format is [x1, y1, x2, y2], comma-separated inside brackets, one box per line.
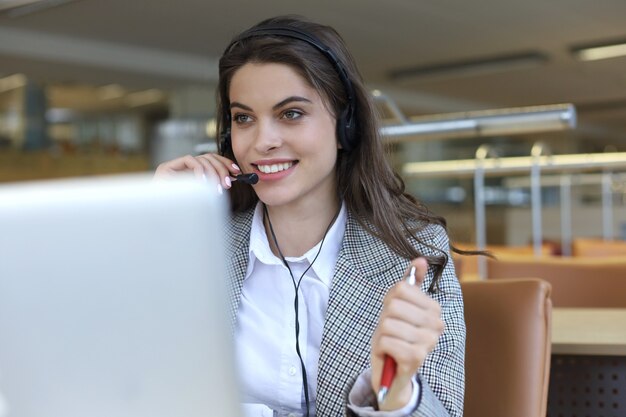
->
[377, 265, 416, 404]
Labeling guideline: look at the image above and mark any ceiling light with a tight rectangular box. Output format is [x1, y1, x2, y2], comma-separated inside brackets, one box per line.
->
[389, 51, 548, 81]
[0, 0, 78, 17]
[0, 73, 27, 93]
[97, 84, 126, 100]
[0, 0, 42, 11]
[381, 103, 576, 141]
[572, 40, 626, 61]
[126, 89, 166, 107]
[46, 108, 76, 123]
[205, 119, 217, 137]
[403, 152, 626, 179]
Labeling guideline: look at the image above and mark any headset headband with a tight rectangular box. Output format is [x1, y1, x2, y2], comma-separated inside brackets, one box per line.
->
[226, 27, 355, 106]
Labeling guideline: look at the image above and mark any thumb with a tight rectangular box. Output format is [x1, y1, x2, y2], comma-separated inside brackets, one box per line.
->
[406, 257, 429, 287]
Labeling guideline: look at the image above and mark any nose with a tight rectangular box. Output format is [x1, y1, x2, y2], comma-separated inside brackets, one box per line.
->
[253, 119, 282, 154]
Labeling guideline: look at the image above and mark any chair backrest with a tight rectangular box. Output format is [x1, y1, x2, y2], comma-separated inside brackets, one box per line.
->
[487, 255, 626, 307]
[462, 278, 552, 417]
[572, 237, 626, 257]
[453, 243, 552, 281]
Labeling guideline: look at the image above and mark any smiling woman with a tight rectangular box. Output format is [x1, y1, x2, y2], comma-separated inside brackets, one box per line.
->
[154, 15, 465, 417]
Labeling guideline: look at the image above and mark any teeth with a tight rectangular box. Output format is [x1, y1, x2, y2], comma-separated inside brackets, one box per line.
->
[257, 162, 294, 174]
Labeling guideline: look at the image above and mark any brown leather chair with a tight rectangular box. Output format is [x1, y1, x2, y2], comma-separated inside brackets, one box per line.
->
[462, 278, 552, 417]
[486, 255, 626, 307]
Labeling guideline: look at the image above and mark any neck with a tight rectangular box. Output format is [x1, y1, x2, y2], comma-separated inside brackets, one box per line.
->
[264, 196, 340, 258]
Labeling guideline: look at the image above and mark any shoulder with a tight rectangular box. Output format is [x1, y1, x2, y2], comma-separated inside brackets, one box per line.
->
[343, 212, 451, 259]
[225, 207, 255, 252]
[228, 207, 255, 227]
[408, 221, 460, 296]
[408, 220, 451, 257]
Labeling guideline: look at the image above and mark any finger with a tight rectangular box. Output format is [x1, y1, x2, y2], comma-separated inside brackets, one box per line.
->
[378, 306, 445, 337]
[196, 154, 225, 182]
[384, 284, 441, 312]
[209, 153, 242, 173]
[405, 257, 429, 285]
[375, 317, 425, 343]
[373, 331, 434, 359]
[196, 154, 237, 188]
[374, 330, 440, 369]
[154, 155, 201, 178]
[197, 153, 241, 175]
[371, 338, 423, 393]
[194, 155, 222, 184]
[156, 156, 189, 173]
[172, 155, 205, 179]
[372, 304, 442, 347]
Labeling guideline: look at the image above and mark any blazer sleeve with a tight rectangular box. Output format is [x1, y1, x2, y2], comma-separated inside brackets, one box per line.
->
[410, 224, 466, 417]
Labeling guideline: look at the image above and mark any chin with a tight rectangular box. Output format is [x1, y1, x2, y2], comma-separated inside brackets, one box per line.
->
[258, 197, 295, 209]
[255, 190, 294, 208]
[258, 187, 309, 209]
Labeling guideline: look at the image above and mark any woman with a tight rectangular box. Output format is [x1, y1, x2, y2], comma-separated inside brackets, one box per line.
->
[155, 15, 465, 417]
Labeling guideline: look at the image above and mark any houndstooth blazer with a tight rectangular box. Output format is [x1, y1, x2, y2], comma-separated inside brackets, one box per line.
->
[225, 207, 466, 417]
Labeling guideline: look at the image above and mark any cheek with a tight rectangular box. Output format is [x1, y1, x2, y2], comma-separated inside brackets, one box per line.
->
[230, 134, 247, 161]
[314, 138, 339, 173]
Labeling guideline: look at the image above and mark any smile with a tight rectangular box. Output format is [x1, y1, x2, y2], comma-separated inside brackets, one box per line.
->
[256, 161, 295, 174]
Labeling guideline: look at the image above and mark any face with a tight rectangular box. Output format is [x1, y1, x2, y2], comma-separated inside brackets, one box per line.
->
[229, 62, 339, 212]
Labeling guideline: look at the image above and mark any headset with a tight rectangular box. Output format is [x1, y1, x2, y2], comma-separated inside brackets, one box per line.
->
[218, 26, 358, 155]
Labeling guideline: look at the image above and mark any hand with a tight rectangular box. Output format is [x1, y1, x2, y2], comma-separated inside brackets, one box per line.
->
[370, 258, 445, 411]
[154, 153, 241, 191]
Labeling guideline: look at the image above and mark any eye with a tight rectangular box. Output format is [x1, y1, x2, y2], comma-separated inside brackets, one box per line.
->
[282, 110, 303, 120]
[233, 113, 252, 124]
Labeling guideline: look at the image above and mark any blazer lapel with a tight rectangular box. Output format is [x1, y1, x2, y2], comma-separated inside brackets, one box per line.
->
[316, 212, 409, 416]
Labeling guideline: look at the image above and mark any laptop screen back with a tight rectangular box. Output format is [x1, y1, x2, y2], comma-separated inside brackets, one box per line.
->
[0, 175, 240, 417]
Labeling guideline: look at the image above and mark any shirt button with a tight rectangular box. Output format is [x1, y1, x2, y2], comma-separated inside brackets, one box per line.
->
[289, 366, 297, 376]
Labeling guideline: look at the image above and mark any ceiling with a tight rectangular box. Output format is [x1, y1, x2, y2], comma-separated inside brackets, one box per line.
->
[2, 0, 626, 147]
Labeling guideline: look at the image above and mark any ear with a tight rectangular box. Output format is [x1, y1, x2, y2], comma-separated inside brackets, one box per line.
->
[335, 125, 343, 150]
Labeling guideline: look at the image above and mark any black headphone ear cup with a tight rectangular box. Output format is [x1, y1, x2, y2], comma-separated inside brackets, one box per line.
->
[337, 106, 356, 151]
[336, 114, 347, 151]
[219, 128, 231, 156]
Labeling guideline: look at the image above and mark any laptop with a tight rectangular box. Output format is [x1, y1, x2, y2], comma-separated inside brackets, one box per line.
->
[0, 174, 241, 417]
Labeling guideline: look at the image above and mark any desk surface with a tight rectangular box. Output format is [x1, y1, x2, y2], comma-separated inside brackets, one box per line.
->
[552, 308, 626, 355]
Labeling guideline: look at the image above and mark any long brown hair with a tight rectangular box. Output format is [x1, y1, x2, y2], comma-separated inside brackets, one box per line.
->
[217, 16, 454, 291]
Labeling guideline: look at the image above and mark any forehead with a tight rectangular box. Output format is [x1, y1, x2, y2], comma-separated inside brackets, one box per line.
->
[228, 62, 322, 105]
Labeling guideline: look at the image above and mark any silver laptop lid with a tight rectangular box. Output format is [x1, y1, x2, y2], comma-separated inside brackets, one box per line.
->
[0, 175, 240, 417]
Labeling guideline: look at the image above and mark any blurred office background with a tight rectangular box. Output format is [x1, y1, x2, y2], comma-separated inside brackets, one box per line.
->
[1, 0, 626, 245]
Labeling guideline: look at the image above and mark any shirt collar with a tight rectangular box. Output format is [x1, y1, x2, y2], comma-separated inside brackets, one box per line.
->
[246, 201, 347, 288]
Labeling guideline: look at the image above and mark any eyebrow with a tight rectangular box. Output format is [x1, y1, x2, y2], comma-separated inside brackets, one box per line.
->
[229, 96, 313, 112]
[272, 96, 312, 110]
